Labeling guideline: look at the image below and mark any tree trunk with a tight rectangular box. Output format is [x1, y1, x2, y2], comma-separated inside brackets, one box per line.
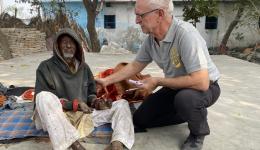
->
[0, 30, 12, 60]
[218, 6, 244, 54]
[83, 0, 101, 53]
[87, 11, 100, 52]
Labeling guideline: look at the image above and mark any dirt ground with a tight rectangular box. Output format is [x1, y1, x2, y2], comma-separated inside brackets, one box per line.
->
[0, 51, 260, 150]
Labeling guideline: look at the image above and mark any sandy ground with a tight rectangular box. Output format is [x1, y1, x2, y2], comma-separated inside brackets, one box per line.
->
[0, 51, 260, 150]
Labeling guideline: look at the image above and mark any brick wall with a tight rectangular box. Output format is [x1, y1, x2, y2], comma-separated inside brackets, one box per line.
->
[0, 28, 46, 58]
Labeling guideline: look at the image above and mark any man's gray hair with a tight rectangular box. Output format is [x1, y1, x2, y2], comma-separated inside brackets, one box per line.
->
[147, 0, 174, 15]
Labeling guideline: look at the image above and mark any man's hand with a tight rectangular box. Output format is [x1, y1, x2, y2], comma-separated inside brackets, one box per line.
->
[140, 77, 159, 93]
[95, 78, 110, 97]
[95, 78, 109, 88]
[78, 101, 92, 114]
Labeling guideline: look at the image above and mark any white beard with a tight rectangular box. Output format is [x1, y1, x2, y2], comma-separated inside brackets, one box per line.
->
[63, 53, 74, 58]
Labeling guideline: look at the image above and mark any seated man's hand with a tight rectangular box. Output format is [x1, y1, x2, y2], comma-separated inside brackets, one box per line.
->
[91, 98, 112, 110]
[78, 101, 92, 114]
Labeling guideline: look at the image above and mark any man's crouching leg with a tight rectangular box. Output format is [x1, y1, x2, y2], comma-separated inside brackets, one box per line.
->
[34, 91, 85, 150]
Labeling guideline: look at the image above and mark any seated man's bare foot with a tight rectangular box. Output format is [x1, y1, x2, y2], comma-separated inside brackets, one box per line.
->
[71, 140, 86, 150]
[92, 98, 112, 110]
[105, 141, 124, 150]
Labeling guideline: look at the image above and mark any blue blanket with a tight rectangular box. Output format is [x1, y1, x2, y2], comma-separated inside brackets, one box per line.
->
[0, 110, 48, 140]
[81, 123, 112, 144]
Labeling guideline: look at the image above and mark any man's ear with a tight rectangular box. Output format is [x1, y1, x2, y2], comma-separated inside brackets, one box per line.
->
[158, 9, 165, 18]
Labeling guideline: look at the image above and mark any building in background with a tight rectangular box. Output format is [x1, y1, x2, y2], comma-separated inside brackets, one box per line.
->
[41, 0, 138, 47]
[2, 0, 260, 50]
[0, 0, 37, 24]
[0, 0, 3, 14]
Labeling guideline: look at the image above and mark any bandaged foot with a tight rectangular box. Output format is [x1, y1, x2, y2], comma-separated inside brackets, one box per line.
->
[105, 141, 124, 150]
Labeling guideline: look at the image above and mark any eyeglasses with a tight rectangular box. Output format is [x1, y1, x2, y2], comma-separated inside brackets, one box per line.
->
[136, 9, 159, 19]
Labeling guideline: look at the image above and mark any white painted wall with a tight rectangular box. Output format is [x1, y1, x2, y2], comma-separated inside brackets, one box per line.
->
[2, 0, 259, 49]
[0, 0, 3, 14]
[1, 0, 37, 20]
[100, 1, 260, 49]
[104, 2, 137, 29]
[174, 2, 260, 48]
[97, 2, 141, 47]
[218, 3, 260, 48]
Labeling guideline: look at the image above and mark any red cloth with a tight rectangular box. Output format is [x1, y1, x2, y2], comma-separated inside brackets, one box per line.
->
[96, 68, 118, 101]
[95, 62, 152, 103]
[21, 89, 35, 101]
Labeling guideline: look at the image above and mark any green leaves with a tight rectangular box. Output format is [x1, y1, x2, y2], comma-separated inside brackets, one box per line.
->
[182, 0, 219, 26]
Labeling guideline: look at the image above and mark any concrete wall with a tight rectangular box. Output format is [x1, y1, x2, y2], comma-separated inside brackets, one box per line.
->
[0, 0, 3, 14]
[219, 3, 260, 48]
[100, 2, 260, 49]
[41, 1, 260, 50]
[102, 2, 137, 29]
[97, 2, 141, 46]
[0, 0, 37, 20]
[174, 2, 260, 49]
[0, 28, 46, 58]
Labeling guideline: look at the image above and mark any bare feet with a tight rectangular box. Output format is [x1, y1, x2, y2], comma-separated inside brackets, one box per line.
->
[71, 140, 86, 150]
[91, 98, 112, 110]
[105, 141, 124, 150]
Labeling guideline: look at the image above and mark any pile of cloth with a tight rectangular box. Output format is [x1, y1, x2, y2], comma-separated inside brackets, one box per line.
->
[0, 83, 48, 141]
[0, 83, 34, 111]
[96, 62, 152, 104]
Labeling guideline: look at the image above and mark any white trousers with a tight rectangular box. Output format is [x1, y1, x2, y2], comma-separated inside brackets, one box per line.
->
[34, 91, 80, 150]
[34, 91, 134, 150]
[92, 100, 135, 149]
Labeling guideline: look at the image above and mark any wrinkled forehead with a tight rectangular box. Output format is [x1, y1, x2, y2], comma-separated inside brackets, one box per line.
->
[57, 34, 77, 46]
[135, 0, 151, 13]
[58, 34, 74, 42]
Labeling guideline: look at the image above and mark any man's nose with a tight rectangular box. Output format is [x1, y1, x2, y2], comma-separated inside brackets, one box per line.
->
[136, 16, 141, 24]
[67, 43, 71, 48]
